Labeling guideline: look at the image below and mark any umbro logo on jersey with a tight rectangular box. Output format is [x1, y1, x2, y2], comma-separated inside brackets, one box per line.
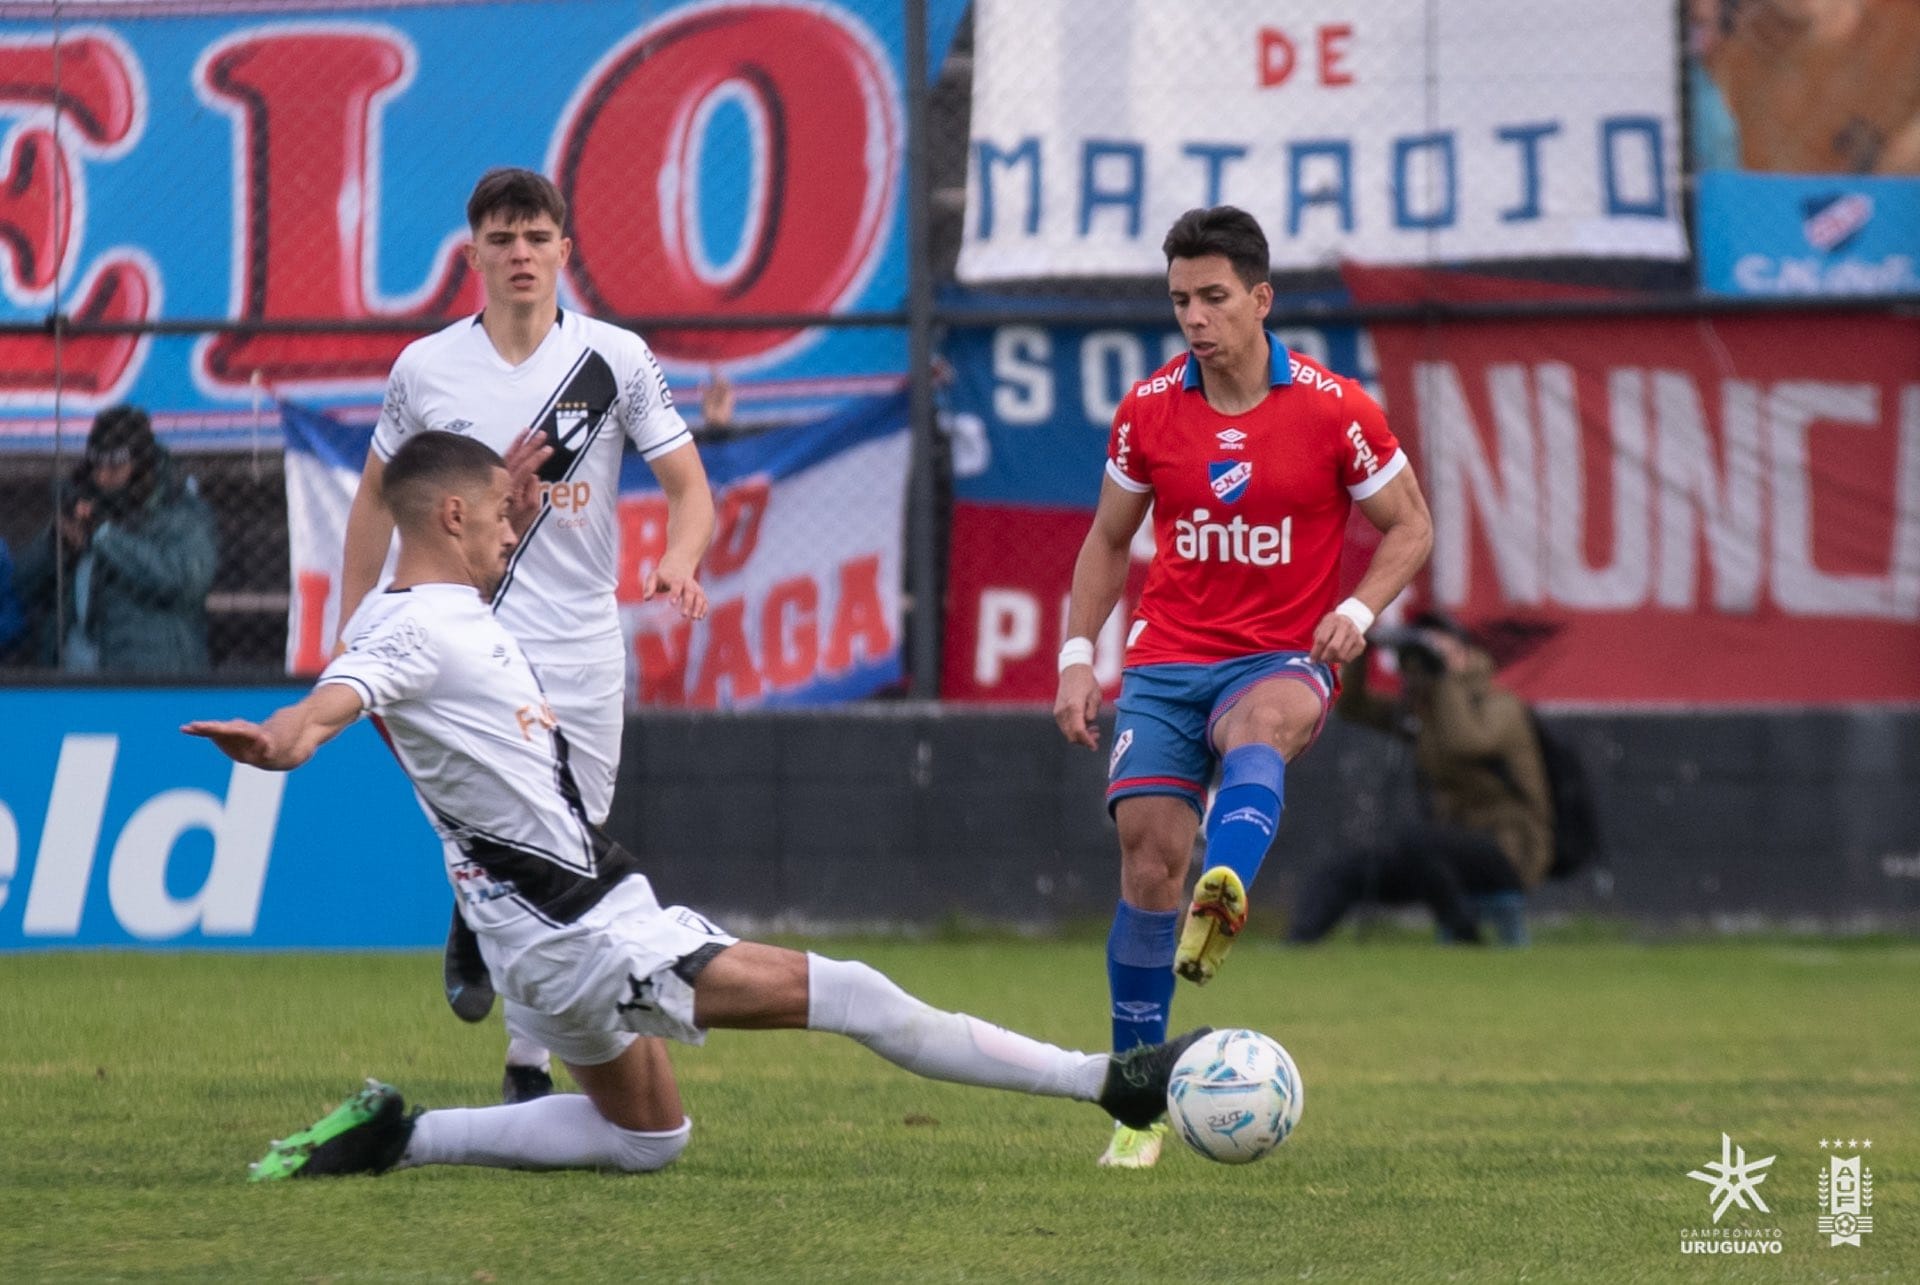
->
[554, 401, 592, 445]
[1216, 427, 1247, 451]
[1209, 460, 1252, 504]
[438, 419, 475, 435]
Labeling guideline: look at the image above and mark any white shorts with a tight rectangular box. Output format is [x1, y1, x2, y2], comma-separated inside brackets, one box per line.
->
[485, 876, 738, 1067]
[529, 654, 625, 825]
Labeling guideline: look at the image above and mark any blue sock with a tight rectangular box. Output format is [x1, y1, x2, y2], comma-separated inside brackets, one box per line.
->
[1203, 744, 1286, 891]
[1106, 900, 1178, 1053]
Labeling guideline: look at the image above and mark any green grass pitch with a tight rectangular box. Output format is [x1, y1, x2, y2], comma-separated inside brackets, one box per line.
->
[1, 936, 1913, 1282]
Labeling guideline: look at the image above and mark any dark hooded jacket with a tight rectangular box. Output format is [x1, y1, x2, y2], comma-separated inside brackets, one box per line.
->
[1338, 647, 1554, 887]
[16, 446, 218, 673]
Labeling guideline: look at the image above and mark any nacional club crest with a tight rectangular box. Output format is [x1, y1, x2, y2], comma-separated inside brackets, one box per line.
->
[1819, 1150, 1874, 1248]
[1209, 460, 1252, 504]
[1801, 192, 1872, 254]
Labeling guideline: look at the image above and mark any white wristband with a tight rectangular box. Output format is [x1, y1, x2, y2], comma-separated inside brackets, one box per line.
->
[1334, 597, 1375, 634]
[1057, 637, 1096, 672]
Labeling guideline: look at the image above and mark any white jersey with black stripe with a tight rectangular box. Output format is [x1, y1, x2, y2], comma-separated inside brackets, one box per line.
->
[373, 310, 690, 665]
[320, 583, 645, 934]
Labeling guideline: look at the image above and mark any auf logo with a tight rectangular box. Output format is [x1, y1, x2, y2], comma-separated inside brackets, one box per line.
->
[1209, 460, 1252, 504]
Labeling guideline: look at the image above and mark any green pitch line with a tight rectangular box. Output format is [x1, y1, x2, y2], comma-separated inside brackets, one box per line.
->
[0, 939, 1913, 1282]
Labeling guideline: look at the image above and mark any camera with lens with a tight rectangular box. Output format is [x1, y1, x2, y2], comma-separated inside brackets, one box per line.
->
[1368, 623, 1446, 677]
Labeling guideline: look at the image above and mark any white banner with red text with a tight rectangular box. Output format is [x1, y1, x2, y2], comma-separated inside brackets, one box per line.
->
[959, 0, 1686, 281]
[284, 396, 909, 708]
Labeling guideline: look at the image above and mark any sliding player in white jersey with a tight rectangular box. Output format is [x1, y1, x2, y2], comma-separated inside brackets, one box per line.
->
[190, 432, 1205, 1180]
[337, 168, 715, 1103]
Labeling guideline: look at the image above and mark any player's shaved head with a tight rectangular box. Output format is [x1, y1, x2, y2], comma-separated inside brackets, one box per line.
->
[1163, 206, 1270, 289]
[383, 431, 507, 529]
[467, 167, 567, 232]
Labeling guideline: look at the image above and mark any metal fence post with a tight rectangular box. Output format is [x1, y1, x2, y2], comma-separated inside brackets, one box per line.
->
[903, 0, 942, 698]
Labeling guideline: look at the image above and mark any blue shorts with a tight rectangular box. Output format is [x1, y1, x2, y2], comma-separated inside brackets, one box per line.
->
[1105, 652, 1335, 818]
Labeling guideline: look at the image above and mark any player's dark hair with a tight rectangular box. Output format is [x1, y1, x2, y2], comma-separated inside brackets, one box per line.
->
[383, 431, 506, 528]
[1163, 206, 1270, 289]
[466, 167, 568, 232]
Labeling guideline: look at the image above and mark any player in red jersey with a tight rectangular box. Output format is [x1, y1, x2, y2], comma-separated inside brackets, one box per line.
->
[1054, 206, 1433, 1168]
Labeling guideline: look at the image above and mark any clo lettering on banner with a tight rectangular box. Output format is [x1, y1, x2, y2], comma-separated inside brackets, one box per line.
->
[0, 5, 900, 405]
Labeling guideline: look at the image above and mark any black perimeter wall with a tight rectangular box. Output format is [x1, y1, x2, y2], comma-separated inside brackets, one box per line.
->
[606, 707, 1920, 931]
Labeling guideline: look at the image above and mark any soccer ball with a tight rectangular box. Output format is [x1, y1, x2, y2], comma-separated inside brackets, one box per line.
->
[1165, 1028, 1303, 1164]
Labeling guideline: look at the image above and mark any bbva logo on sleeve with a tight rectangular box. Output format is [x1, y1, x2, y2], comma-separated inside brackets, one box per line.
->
[0, 734, 284, 942]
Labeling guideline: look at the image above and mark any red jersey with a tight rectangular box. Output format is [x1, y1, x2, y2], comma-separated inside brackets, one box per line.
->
[1106, 334, 1404, 667]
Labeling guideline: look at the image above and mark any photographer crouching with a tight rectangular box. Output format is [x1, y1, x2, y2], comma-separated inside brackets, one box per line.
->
[15, 405, 218, 674]
[1287, 611, 1552, 945]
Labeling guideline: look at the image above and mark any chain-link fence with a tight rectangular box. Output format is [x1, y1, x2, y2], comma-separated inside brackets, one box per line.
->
[2, 0, 1914, 703]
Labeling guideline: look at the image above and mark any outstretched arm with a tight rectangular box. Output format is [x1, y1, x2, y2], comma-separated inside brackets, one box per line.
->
[182, 682, 365, 771]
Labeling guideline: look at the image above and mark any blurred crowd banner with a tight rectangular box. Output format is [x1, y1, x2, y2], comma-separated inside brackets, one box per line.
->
[1687, 0, 1920, 297]
[0, 686, 443, 949]
[958, 0, 1686, 281]
[1350, 268, 1920, 704]
[940, 320, 1374, 700]
[940, 295, 1920, 705]
[284, 395, 910, 707]
[0, 0, 968, 449]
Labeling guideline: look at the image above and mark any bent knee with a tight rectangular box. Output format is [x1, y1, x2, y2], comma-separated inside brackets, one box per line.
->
[611, 1116, 691, 1172]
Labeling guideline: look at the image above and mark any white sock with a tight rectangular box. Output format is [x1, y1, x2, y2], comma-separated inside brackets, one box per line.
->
[805, 953, 1107, 1102]
[400, 1094, 690, 1172]
[505, 1037, 551, 1071]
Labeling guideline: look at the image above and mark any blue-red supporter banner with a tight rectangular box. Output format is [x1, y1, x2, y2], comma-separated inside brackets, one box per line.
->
[0, 0, 967, 451]
[285, 394, 910, 706]
[940, 320, 1373, 700]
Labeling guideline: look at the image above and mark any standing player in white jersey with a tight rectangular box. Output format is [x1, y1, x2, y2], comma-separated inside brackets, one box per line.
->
[337, 168, 716, 1103]
[187, 432, 1205, 1181]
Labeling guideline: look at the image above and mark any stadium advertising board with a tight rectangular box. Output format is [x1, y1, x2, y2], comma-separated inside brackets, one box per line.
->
[1688, 0, 1920, 297]
[285, 396, 910, 707]
[0, 0, 967, 451]
[940, 321, 1373, 700]
[1353, 269, 1920, 703]
[0, 686, 444, 949]
[1695, 171, 1920, 298]
[958, 0, 1686, 282]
